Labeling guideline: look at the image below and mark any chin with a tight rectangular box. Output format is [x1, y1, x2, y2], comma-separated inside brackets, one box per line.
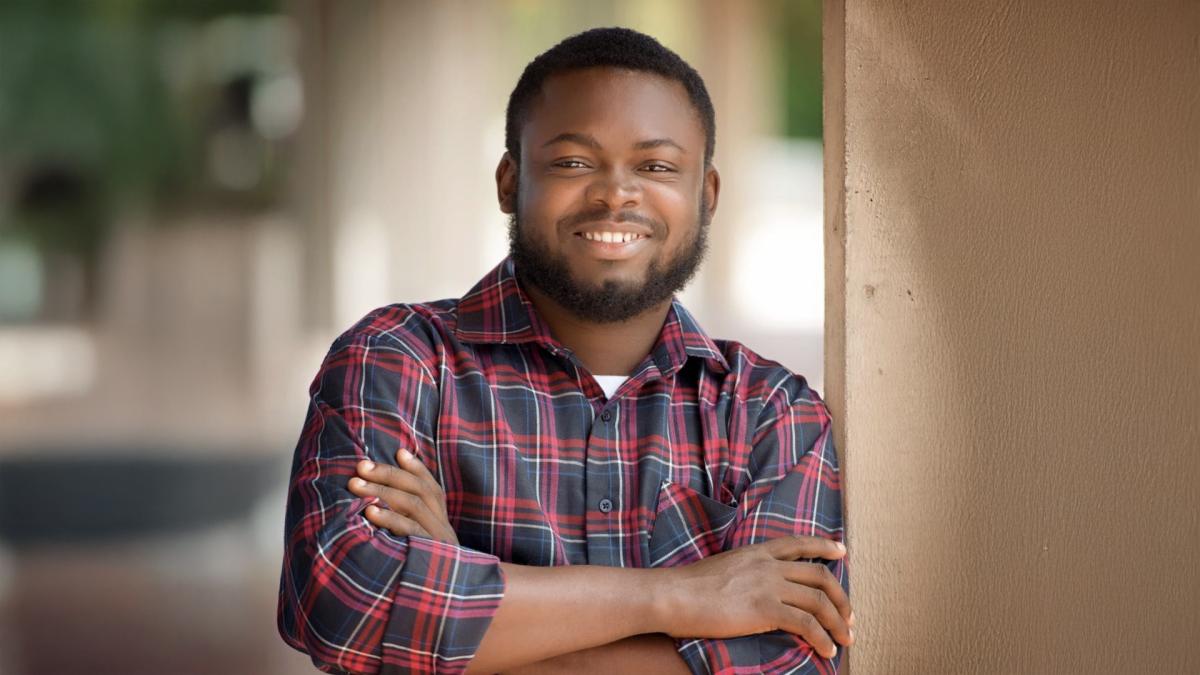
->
[582, 269, 645, 290]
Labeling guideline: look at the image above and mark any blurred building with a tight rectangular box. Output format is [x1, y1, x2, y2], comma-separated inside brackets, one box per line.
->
[0, 2, 824, 673]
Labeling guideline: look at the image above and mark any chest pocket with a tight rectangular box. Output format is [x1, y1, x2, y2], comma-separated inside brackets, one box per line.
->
[646, 480, 739, 568]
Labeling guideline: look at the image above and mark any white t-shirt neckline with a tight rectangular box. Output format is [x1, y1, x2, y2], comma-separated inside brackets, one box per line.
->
[593, 375, 629, 399]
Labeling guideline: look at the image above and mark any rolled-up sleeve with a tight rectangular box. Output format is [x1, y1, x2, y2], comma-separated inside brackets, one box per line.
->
[277, 329, 506, 674]
[676, 378, 848, 675]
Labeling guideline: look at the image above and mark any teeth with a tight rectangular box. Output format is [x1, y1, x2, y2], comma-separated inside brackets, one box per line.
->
[582, 231, 643, 243]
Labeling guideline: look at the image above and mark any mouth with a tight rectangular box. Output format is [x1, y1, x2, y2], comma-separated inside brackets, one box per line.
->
[571, 225, 652, 260]
[571, 222, 657, 261]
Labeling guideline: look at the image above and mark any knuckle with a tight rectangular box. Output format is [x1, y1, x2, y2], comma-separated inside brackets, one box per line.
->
[373, 465, 396, 485]
[815, 592, 838, 618]
[803, 561, 826, 581]
[820, 567, 840, 593]
[402, 492, 423, 512]
[800, 586, 823, 609]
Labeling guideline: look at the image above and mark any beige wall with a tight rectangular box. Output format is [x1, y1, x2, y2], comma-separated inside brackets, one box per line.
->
[824, 1, 1200, 672]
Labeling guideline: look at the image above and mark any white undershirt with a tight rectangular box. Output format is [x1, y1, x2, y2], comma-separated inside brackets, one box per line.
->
[593, 375, 629, 399]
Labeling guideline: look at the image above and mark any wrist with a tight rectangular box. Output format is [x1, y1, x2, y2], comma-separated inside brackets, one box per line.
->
[640, 566, 683, 636]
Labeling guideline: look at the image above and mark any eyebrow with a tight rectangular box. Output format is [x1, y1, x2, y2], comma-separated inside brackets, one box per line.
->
[633, 138, 685, 152]
[541, 132, 686, 153]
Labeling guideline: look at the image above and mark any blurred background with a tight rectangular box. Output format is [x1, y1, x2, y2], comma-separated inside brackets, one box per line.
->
[0, 1, 823, 673]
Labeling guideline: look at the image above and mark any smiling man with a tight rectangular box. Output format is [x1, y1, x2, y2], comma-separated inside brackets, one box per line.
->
[278, 27, 851, 675]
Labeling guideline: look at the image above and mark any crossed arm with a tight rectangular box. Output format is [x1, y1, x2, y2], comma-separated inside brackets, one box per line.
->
[349, 452, 852, 674]
[277, 335, 851, 674]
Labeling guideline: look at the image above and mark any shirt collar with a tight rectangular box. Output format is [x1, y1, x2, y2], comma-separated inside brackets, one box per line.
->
[454, 257, 729, 375]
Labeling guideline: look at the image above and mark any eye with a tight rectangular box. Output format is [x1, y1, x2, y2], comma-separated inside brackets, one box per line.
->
[553, 159, 590, 169]
[641, 163, 675, 173]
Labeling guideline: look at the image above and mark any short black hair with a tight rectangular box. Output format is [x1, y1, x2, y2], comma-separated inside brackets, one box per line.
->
[504, 27, 716, 166]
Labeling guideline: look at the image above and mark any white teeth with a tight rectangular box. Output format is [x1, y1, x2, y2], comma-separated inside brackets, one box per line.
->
[582, 231, 644, 243]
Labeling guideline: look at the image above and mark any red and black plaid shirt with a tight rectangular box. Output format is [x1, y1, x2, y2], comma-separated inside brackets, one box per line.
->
[278, 257, 847, 674]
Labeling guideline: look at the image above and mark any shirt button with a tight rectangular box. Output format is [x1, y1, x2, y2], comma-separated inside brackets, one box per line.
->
[601, 411, 612, 422]
[598, 498, 613, 513]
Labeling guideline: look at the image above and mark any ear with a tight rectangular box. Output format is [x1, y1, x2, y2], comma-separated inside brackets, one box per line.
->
[703, 163, 721, 217]
[496, 152, 518, 214]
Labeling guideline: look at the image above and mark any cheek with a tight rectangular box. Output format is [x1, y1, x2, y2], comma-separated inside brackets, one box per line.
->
[647, 187, 700, 245]
[519, 181, 587, 228]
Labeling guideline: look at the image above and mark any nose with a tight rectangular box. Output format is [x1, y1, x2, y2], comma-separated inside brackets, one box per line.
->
[586, 166, 641, 211]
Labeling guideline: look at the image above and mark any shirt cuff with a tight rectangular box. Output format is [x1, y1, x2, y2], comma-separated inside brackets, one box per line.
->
[675, 632, 840, 675]
[381, 535, 507, 674]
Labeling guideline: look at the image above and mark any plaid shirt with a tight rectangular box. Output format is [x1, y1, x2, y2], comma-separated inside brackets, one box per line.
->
[278, 257, 847, 674]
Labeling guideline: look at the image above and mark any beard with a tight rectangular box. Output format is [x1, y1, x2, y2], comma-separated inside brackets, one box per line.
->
[507, 194, 710, 324]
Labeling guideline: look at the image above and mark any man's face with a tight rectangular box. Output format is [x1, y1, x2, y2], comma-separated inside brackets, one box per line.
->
[498, 67, 719, 323]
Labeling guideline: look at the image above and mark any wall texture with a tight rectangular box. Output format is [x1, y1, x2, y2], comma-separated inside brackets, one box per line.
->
[824, 1, 1200, 672]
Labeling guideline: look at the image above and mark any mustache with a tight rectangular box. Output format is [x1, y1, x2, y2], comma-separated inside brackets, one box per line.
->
[558, 206, 662, 233]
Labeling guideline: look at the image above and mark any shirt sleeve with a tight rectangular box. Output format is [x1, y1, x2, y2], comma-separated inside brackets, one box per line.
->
[277, 329, 506, 674]
[675, 377, 848, 675]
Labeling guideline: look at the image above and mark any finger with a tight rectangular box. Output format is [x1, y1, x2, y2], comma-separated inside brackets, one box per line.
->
[764, 536, 846, 562]
[364, 504, 432, 539]
[779, 579, 854, 648]
[775, 605, 838, 660]
[780, 561, 853, 623]
[395, 449, 445, 502]
[356, 460, 445, 516]
[348, 477, 425, 515]
[355, 478, 454, 542]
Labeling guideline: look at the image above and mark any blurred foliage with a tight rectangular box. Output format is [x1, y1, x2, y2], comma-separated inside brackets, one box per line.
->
[767, 0, 822, 139]
[0, 0, 280, 258]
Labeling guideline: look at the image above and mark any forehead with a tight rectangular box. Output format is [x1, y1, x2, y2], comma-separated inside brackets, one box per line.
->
[521, 67, 704, 152]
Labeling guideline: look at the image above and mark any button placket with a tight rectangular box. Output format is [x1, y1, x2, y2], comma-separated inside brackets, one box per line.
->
[584, 403, 621, 564]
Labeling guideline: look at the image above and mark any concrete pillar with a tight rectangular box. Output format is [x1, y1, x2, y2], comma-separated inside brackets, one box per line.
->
[824, 1, 1200, 672]
[292, 0, 506, 332]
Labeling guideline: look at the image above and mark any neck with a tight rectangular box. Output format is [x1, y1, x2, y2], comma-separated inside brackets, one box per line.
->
[521, 281, 671, 377]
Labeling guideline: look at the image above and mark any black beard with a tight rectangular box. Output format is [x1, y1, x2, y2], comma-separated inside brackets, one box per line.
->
[507, 197, 710, 324]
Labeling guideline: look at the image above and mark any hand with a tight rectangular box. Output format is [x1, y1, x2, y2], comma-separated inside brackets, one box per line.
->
[660, 536, 854, 659]
[347, 449, 459, 546]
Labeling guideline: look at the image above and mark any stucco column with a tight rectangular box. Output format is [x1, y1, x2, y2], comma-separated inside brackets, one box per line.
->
[824, 1, 1200, 672]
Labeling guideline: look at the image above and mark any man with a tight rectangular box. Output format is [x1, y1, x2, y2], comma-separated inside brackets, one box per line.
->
[278, 27, 852, 675]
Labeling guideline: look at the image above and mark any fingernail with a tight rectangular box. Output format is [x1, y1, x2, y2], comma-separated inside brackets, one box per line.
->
[849, 628, 856, 642]
[362, 460, 375, 471]
[399, 449, 413, 461]
[848, 611, 856, 626]
[352, 478, 367, 488]
[836, 541, 846, 552]
[366, 505, 378, 515]
[829, 646, 837, 659]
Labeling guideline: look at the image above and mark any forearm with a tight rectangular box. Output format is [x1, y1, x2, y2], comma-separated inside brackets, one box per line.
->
[466, 562, 676, 674]
[501, 634, 691, 675]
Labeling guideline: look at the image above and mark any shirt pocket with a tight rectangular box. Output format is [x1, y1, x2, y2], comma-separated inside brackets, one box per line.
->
[646, 479, 739, 568]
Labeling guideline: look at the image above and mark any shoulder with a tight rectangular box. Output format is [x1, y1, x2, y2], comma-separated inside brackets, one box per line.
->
[713, 338, 829, 423]
[323, 299, 461, 381]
